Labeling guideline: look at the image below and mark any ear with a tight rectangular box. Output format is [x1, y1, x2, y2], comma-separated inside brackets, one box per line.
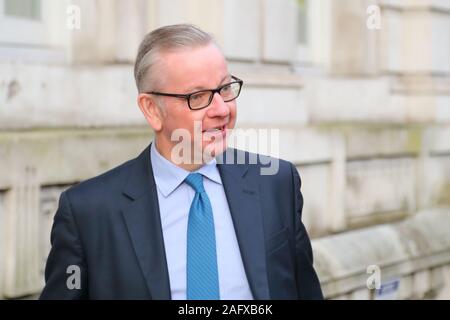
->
[137, 93, 164, 132]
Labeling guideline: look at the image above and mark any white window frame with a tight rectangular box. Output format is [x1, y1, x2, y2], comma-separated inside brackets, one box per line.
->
[0, 0, 68, 63]
[0, 0, 47, 45]
[294, 0, 331, 71]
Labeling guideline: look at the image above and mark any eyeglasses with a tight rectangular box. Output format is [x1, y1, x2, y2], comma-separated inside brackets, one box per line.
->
[145, 75, 243, 110]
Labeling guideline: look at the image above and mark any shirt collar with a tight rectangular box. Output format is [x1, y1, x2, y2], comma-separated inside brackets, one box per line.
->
[150, 142, 222, 197]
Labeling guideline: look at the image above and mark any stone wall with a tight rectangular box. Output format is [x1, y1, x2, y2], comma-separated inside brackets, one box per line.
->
[0, 128, 152, 298]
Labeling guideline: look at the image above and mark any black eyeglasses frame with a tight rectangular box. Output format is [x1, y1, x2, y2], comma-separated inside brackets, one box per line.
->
[145, 75, 243, 110]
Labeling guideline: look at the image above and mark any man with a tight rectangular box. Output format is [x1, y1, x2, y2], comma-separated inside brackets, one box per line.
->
[40, 24, 323, 300]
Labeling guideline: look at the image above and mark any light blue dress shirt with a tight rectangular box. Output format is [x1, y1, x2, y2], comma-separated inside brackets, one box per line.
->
[150, 143, 254, 300]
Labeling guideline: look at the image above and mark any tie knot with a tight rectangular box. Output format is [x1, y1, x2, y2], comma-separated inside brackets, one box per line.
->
[184, 173, 205, 193]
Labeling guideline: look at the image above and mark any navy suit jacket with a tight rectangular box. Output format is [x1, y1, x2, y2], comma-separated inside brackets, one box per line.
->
[40, 143, 323, 299]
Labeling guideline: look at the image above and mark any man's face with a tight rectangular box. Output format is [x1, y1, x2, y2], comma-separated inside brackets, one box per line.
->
[152, 43, 237, 163]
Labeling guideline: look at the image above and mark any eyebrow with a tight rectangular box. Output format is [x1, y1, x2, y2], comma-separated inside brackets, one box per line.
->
[188, 74, 231, 92]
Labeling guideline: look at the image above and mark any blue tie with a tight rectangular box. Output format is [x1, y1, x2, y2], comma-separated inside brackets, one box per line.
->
[185, 173, 220, 300]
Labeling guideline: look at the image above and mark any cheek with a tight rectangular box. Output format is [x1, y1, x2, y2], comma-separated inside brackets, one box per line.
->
[182, 111, 205, 140]
[229, 104, 237, 128]
[168, 105, 197, 129]
[161, 110, 193, 139]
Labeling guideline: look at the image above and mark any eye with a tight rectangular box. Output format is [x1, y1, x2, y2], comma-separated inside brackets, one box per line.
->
[190, 91, 209, 101]
[221, 84, 232, 93]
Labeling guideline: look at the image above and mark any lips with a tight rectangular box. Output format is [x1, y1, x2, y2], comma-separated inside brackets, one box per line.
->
[201, 124, 227, 141]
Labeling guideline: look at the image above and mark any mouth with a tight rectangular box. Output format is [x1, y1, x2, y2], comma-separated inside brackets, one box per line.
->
[202, 124, 226, 134]
[201, 124, 227, 140]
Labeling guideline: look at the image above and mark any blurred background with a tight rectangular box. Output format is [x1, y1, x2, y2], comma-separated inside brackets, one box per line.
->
[0, 0, 449, 300]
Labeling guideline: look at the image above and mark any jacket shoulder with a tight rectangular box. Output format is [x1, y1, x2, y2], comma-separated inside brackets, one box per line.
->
[222, 148, 295, 178]
[66, 158, 134, 199]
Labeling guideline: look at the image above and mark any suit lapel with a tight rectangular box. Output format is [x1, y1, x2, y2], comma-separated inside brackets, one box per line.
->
[217, 150, 270, 299]
[120, 145, 270, 300]
[121, 144, 171, 299]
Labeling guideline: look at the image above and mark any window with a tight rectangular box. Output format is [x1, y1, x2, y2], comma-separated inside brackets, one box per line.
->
[4, 0, 41, 20]
[0, 0, 67, 63]
[294, 0, 331, 69]
[297, 0, 308, 45]
[296, 0, 311, 63]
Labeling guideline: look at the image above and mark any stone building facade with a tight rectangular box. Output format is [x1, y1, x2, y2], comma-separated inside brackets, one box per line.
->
[0, 0, 449, 299]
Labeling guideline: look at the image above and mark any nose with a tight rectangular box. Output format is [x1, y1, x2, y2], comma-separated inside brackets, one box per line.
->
[206, 92, 230, 118]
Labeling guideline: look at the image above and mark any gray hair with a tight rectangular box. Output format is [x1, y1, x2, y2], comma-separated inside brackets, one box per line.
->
[134, 24, 216, 93]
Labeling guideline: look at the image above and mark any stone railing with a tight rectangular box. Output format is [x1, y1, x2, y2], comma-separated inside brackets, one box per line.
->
[313, 208, 450, 299]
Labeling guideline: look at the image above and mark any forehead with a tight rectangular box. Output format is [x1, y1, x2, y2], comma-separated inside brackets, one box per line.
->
[157, 44, 228, 91]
